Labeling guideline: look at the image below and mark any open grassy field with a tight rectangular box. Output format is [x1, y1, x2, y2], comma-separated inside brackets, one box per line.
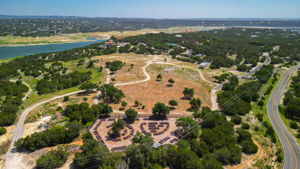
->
[0, 26, 222, 46]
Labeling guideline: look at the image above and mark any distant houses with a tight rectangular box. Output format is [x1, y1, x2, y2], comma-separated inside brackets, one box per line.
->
[199, 62, 210, 69]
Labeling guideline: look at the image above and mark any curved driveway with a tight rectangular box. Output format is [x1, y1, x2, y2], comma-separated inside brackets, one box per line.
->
[267, 65, 300, 169]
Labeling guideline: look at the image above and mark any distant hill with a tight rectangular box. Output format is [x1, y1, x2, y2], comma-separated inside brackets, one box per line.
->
[0, 15, 300, 37]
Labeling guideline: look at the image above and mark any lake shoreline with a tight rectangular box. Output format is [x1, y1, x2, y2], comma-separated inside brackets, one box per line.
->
[0, 40, 104, 60]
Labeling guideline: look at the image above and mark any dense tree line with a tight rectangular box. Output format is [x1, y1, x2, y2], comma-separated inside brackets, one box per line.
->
[62, 102, 113, 124]
[118, 29, 292, 69]
[218, 77, 261, 116]
[0, 80, 28, 126]
[36, 71, 91, 94]
[73, 132, 122, 169]
[35, 148, 69, 169]
[15, 121, 82, 151]
[283, 69, 300, 122]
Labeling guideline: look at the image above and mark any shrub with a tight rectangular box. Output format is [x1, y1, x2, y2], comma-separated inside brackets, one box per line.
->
[258, 100, 264, 106]
[0, 127, 7, 135]
[256, 114, 263, 122]
[231, 116, 242, 125]
[290, 121, 298, 129]
[36, 148, 69, 169]
[241, 123, 250, 130]
[63, 96, 69, 102]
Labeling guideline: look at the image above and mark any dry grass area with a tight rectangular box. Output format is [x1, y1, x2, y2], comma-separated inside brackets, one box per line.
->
[92, 53, 150, 84]
[201, 66, 243, 82]
[91, 118, 178, 152]
[111, 64, 211, 115]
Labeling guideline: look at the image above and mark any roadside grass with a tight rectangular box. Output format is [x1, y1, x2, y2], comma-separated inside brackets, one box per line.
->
[251, 74, 283, 168]
[278, 110, 300, 144]
[23, 87, 79, 108]
[277, 69, 300, 144]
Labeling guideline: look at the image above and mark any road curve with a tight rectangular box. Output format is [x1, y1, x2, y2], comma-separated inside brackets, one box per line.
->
[267, 65, 300, 169]
[3, 90, 84, 169]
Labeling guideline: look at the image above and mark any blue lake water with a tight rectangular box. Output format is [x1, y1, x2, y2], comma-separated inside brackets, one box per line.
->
[0, 39, 104, 60]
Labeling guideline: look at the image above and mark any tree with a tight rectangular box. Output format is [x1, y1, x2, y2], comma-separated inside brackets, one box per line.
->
[111, 119, 125, 137]
[105, 61, 124, 72]
[125, 108, 138, 122]
[15, 121, 82, 152]
[241, 123, 250, 130]
[96, 103, 113, 117]
[73, 132, 122, 169]
[87, 60, 94, 68]
[189, 98, 201, 111]
[35, 148, 69, 169]
[126, 133, 154, 169]
[120, 101, 127, 110]
[79, 82, 98, 93]
[99, 84, 125, 103]
[152, 102, 170, 119]
[183, 88, 194, 100]
[231, 115, 242, 125]
[168, 78, 175, 87]
[156, 74, 162, 81]
[168, 100, 178, 109]
[63, 96, 69, 102]
[176, 117, 200, 139]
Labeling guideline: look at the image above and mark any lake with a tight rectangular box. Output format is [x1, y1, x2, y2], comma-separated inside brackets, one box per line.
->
[0, 39, 104, 60]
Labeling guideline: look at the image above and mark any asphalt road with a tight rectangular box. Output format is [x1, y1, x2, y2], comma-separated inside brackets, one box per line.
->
[239, 52, 271, 79]
[267, 65, 300, 169]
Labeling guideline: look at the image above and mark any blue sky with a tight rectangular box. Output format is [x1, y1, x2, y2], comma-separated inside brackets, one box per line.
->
[0, 0, 299, 18]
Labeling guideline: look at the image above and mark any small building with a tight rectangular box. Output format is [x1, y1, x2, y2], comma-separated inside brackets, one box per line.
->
[185, 49, 193, 56]
[175, 34, 182, 38]
[199, 62, 210, 69]
[105, 40, 116, 45]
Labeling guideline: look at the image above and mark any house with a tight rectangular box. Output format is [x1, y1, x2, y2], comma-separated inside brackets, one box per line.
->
[199, 62, 209, 69]
[105, 40, 116, 45]
[185, 49, 193, 56]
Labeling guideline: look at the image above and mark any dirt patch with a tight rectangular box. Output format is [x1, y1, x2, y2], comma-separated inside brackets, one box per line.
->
[22, 116, 52, 138]
[111, 64, 211, 115]
[92, 53, 151, 84]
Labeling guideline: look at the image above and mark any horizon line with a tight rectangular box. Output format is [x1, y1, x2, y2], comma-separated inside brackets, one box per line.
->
[1, 14, 300, 20]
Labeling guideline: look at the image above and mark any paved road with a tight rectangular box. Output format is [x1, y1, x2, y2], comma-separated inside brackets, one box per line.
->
[267, 65, 300, 169]
[239, 52, 271, 79]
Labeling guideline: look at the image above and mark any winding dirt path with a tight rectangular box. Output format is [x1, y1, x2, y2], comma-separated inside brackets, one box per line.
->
[21, 81, 32, 101]
[93, 59, 219, 112]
